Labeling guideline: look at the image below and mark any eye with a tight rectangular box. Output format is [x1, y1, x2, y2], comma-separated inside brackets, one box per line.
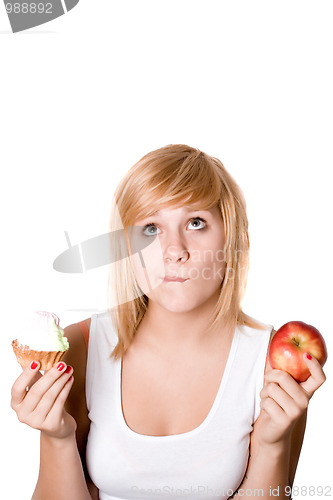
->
[142, 223, 161, 236]
[188, 217, 207, 230]
[142, 217, 207, 236]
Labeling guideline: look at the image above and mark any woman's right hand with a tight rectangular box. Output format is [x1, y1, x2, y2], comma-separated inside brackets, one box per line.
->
[11, 360, 76, 440]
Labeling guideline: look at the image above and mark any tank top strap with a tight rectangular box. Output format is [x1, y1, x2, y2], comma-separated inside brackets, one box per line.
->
[78, 320, 90, 351]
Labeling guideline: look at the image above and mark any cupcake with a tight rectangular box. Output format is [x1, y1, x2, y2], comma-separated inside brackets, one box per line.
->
[11, 311, 69, 371]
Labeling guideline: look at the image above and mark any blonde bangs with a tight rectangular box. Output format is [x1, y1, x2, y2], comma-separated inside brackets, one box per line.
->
[116, 145, 222, 226]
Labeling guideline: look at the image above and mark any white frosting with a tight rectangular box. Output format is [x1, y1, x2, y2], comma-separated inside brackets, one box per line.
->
[16, 311, 69, 352]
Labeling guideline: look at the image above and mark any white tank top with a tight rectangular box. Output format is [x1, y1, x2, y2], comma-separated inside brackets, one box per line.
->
[85, 312, 273, 500]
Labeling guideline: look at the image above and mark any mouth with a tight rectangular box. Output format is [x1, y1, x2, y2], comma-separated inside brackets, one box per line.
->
[163, 276, 189, 282]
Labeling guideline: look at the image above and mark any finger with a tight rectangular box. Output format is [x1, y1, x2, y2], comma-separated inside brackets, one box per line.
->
[261, 383, 292, 412]
[32, 367, 73, 423]
[261, 383, 302, 420]
[11, 361, 42, 409]
[264, 369, 309, 409]
[43, 375, 75, 425]
[300, 353, 326, 397]
[260, 396, 288, 425]
[20, 362, 68, 416]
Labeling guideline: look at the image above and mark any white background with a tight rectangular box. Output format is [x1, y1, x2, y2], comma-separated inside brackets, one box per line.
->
[1, 1, 332, 499]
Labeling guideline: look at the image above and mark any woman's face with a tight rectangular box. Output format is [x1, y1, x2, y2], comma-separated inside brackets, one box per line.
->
[130, 204, 226, 313]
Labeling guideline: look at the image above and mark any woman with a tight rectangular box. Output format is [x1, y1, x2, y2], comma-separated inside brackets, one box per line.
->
[11, 144, 326, 500]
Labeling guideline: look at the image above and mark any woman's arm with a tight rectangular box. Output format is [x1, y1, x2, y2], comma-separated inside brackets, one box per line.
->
[231, 350, 326, 499]
[32, 320, 99, 499]
[11, 357, 91, 500]
[231, 411, 303, 499]
[11, 321, 97, 500]
[34, 431, 92, 500]
[62, 319, 100, 500]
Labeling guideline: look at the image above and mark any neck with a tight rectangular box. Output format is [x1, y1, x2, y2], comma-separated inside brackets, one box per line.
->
[136, 294, 230, 354]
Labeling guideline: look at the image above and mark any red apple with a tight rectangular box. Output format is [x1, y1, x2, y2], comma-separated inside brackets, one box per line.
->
[268, 321, 327, 383]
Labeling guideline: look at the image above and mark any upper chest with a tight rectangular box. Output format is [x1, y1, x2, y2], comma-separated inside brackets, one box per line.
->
[120, 335, 232, 437]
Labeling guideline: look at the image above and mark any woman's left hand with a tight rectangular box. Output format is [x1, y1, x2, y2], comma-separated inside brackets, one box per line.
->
[258, 353, 326, 445]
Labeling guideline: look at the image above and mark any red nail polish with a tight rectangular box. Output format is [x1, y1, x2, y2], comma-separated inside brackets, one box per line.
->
[57, 362, 65, 371]
[65, 365, 72, 374]
[306, 353, 312, 360]
[31, 361, 38, 370]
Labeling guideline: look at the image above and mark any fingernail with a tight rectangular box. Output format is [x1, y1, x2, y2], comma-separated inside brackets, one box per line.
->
[305, 353, 312, 360]
[65, 365, 72, 374]
[57, 362, 65, 371]
[31, 361, 38, 370]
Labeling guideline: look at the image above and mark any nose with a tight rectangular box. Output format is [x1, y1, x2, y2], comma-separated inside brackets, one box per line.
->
[163, 234, 189, 263]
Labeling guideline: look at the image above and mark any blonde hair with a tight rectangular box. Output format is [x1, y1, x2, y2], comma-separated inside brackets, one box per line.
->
[107, 144, 265, 360]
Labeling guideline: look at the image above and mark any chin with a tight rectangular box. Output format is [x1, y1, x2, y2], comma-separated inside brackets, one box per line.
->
[161, 303, 198, 314]
[153, 292, 213, 314]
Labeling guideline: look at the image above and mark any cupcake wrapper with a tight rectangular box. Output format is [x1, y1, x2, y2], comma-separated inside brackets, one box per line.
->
[11, 339, 68, 371]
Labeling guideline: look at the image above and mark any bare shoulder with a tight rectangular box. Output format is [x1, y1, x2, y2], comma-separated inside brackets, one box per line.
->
[248, 327, 276, 455]
[61, 318, 91, 425]
[252, 326, 307, 486]
[61, 321, 90, 453]
[61, 318, 99, 495]
[264, 327, 276, 373]
[62, 319, 90, 379]
[64, 318, 99, 499]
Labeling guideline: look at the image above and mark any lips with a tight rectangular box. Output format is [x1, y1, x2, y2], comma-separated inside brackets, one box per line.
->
[163, 276, 188, 282]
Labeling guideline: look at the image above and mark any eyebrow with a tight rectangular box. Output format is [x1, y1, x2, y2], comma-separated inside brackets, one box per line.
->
[149, 207, 210, 216]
